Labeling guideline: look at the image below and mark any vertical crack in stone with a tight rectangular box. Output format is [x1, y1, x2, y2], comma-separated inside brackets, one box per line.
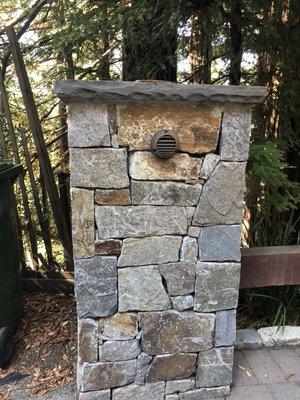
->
[215, 110, 224, 156]
[160, 273, 170, 297]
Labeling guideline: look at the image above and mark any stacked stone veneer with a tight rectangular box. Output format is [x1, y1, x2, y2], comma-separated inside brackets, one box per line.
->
[56, 81, 265, 400]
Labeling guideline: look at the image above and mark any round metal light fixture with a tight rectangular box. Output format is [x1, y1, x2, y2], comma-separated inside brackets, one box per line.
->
[151, 131, 179, 159]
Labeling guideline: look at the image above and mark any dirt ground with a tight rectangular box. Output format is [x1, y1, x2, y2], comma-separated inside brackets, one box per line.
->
[0, 292, 76, 399]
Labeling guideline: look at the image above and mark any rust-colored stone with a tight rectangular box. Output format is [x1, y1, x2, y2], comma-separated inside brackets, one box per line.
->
[117, 104, 222, 154]
[95, 239, 122, 256]
[95, 189, 131, 205]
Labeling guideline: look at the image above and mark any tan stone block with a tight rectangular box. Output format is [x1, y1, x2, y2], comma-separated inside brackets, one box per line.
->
[129, 152, 202, 182]
[71, 188, 94, 260]
[100, 313, 139, 341]
[117, 104, 222, 154]
[95, 189, 131, 205]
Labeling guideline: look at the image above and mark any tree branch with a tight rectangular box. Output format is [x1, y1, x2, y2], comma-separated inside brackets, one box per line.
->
[1, 0, 50, 77]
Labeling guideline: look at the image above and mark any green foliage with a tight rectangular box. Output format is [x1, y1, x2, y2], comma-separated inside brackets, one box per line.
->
[246, 141, 300, 246]
[239, 286, 300, 329]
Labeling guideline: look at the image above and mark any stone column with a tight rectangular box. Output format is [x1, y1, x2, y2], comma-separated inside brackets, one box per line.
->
[56, 81, 266, 400]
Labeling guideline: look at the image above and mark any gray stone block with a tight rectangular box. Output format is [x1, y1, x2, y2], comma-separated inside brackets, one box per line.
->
[165, 379, 195, 395]
[68, 102, 110, 147]
[171, 295, 194, 311]
[118, 236, 182, 267]
[220, 106, 252, 161]
[198, 225, 241, 262]
[75, 256, 117, 318]
[112, 382, 165, 400]
[159, 262, 196, 296]
[193, 162, 246, 226]
[166, 395, 179, 400]
[215, 310, 236, 347]
[187, 226, 201, 238]
[135, 352, 152, 385]
[131, 181, 202, 206]
[235, 329, 263, 349]
[79, 390, 110, 400]
[178, 386, 230, 400]
[118, 266, 171, 311]
[258, 326, 300, 348]
[95, 205, 189, 239]
[194, 262, 240, 312]
[99, 339, 141, 362]
[180, 237, 198, 263]
[140, 311, 215, 355]
[70, 148, 129, 188]
[78, 318, 98, 363]
[80, 360, 136, 391]
[199, 153, 220, 180]
[100, 313, 138, 341]
[56, 80, 266, 105]
[196, 347, 234, 387]
[146, 353, 197, 382]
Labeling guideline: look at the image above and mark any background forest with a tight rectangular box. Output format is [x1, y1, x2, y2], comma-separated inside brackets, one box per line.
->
[0, 0, 299, 326]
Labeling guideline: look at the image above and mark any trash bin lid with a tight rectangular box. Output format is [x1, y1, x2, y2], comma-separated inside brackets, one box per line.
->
[0, 158, 14, 172]
[0, 157, 22, 181]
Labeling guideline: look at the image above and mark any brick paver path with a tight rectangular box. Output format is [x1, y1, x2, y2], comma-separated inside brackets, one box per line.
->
[227, 347, 300, 400]
[5, 347, 300, 399]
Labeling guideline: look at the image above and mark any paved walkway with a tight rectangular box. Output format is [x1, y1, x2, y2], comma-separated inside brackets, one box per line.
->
[3, 347, 300, 399]
[227, 347, 300, 399]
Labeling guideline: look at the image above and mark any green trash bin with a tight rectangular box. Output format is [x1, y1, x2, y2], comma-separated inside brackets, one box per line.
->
[0, 157, 23, 368]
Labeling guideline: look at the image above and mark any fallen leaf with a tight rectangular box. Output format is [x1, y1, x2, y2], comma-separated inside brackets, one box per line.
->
[285, 373, 295, 380]
[237, 364, 252, 377]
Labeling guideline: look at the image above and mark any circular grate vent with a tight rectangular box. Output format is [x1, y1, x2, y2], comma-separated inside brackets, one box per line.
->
[151, 131, 179, 159]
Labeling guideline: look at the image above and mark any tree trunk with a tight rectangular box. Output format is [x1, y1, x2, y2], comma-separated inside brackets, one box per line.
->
[123, 0, 178, 82]
[228, 0, 242, 85]
[97, 4, 111, 80]
[189, 13, 212, 84]
[0, 118, 7, 157]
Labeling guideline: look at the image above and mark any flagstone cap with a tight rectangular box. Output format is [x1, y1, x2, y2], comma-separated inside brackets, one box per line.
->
[55, 80, 266, 105]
